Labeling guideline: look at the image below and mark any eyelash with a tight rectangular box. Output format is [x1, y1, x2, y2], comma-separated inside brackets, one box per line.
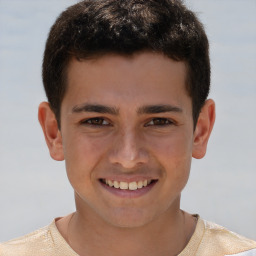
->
[80, 118, 111, 126]
[145, 118, 174, 127]
[80, 117, 174, 127]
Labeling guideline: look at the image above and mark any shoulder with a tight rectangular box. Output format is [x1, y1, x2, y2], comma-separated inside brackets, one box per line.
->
[0, 218, 78, 256]
[199, 219, 256, 256]
[0, 223, 54, 256]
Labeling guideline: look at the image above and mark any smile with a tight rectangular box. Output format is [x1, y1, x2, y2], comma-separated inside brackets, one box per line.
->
[101, 179, 153, 190]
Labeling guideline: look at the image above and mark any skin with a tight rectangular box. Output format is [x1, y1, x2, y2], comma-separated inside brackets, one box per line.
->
[38, 52, 215, 256]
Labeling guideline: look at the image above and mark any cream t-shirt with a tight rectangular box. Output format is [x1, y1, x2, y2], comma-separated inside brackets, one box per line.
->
[1, 217, 256, 256]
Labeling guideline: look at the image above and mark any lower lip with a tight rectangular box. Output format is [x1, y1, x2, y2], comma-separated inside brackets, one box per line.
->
[99, 180, 157, 198]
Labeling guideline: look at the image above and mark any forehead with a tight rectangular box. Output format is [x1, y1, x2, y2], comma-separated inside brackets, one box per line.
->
[63, 52, 191, 112]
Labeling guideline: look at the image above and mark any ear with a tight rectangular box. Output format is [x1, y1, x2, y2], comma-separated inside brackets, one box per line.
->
[192, 99, 215, 159]
[38, 102, 64, 161]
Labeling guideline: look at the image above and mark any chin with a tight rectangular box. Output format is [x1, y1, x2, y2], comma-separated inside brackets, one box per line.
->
[102, 208, 157, 228]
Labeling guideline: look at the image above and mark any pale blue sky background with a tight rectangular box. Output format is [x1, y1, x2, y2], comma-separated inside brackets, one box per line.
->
[0, 0, 255, 241]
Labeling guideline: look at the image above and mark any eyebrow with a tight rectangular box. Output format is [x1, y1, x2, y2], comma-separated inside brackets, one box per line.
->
[137, 104, 183, 114]
[72, 104, 119, 115]
[72, 103, 182, 115]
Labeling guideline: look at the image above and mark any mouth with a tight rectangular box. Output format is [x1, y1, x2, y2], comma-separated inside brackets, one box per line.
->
[99, 178, 158, 196]
[100, 178, 156, 190]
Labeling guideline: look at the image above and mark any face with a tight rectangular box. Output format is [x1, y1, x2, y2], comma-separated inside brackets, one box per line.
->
[39, 52, 215, 228]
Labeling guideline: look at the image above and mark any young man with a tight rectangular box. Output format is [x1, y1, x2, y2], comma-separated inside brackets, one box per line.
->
[1, 0, 255, 255]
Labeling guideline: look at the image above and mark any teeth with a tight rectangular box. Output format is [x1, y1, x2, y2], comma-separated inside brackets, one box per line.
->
[114, 181, 119, 189]
[129, 181, 137, 190]
[107, 180, 114, 187]
[103, 179, 153, 190]
[137, 181, 143, 189]
[120, 181, 128, 190]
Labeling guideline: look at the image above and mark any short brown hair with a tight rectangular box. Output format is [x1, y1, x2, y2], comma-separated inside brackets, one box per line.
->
[42, 0, 210, 128]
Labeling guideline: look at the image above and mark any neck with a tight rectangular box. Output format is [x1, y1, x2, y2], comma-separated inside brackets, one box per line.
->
[58, 198, 196, 256]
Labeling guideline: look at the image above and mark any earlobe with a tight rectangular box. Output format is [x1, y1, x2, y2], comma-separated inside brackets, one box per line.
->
[38, 102, 64, 161]
[192, 99, 215, 159]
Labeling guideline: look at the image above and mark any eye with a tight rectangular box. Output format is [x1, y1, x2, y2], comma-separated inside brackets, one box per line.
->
[145, 118, 174, 126]
[81, 117, 110, 126]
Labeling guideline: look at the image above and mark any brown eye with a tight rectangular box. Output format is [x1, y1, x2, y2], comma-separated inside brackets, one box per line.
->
[82, 118, 110, 126]
[146, 118, 173, 126]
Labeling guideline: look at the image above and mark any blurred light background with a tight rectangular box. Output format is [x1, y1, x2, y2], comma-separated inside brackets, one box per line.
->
[0, 0, 255, 241]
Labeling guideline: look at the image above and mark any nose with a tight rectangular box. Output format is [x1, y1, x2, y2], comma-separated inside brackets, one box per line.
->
[108, 128, 149, 169]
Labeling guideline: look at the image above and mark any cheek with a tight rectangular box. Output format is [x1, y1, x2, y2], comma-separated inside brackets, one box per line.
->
[148, 130, 193, 162]
[62, 132, 109, 185]
[148, 132, 193, 188]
